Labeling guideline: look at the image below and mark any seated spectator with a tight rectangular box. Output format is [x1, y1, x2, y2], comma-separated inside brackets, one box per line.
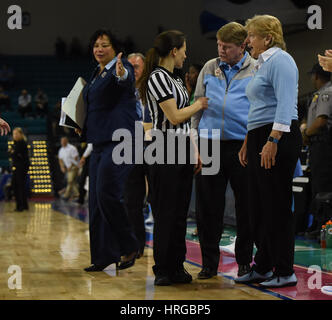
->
[34, 88, 48, 118]
[0, 86, 11, 111]
[0, 65, 15, 89]
[18, 89, 33, 118]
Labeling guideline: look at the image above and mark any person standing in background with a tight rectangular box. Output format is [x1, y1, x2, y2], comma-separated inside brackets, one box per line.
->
[237, 15, 302, 288]
[124, 52, 149, 258]
[192, 22, 255, 280]
[184, 63, 202, 238]
[78, 143, 93, 205]
[301, 63, 332, 239]
[58, 136, 80, 201]
[9, 127, 30, 212]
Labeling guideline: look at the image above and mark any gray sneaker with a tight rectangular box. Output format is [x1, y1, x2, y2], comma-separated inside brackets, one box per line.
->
[259, 273, 297, 288]
[234, 269, 273, 284]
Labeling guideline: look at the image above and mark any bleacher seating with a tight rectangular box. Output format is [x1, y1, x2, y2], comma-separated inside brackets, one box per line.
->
[0, 55, 93, 169]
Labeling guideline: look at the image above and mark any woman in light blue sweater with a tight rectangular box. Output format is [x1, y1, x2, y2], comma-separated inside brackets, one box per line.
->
[236, 15, 302, 288]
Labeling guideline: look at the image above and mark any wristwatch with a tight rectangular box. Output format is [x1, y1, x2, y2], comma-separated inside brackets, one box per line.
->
[267, 136, 279, 144]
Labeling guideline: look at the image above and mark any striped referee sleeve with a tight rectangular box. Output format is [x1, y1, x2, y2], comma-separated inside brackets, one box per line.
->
[148, 72, 174, 103]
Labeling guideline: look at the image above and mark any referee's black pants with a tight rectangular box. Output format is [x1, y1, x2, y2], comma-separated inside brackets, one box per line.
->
[196, 139, 253, 272]
[124, 163, 147, 256]
[247, 121, 302, 277]
[149, 161, 194, 276]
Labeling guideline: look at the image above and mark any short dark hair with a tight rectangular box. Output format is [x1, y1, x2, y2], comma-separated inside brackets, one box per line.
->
[89, 29, 123, 56]
[309, 63, 331, 82]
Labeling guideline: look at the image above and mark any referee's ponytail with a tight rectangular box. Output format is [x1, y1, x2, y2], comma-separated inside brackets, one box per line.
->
[139, 30, 186, 105]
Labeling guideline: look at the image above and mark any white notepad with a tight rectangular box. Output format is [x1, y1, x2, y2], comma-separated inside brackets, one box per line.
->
[60, 77, 87, 129]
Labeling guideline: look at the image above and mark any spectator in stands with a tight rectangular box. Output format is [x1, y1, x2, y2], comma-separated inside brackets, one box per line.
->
[34, 88, 48, 118]
[0, 86, 11, 111]
[18, 89, 33, 118]
[185, 63, 203, 105]
[58, 136, 79, 201]
[8, 128, 30, 212]
[55, 37, 67, 59]
[0, 65, 15, 89]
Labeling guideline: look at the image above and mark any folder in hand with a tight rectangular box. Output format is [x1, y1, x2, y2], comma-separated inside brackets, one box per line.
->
[59, 77, 87, 129]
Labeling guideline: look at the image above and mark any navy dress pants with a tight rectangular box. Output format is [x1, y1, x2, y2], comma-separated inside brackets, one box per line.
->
[88, 141, 138, 266]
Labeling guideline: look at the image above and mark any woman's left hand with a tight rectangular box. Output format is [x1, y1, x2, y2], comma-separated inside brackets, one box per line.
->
[259, 142, 277, 169]
[116, 52, 125, 78]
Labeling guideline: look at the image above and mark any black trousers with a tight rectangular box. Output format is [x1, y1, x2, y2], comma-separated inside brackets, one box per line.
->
[247, 121, 302, 277]
[12, 166, 28, 211]
[308, 138, 332, 229]
[196, 139, 253, 270]
[124, 163, 147, 255]
[88, 142, 138, 266]
[309, 139, 332, 194]
[149, 160, 194, 276]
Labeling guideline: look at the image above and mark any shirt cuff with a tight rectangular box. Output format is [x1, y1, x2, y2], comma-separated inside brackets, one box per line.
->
[272, 122, 290, 132]
[116, 68, 128, 81]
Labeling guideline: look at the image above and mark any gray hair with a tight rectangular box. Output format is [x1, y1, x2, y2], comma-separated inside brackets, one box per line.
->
[128, 52, 145, 61]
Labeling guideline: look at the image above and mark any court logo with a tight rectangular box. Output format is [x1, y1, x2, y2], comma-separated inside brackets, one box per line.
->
[8, 265, 22, 290]
[7, 5, 22, 30]
[307, 265, 322, 290]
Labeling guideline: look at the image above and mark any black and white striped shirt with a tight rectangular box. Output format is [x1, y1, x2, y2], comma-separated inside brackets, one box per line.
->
[147, 66, 190, 134]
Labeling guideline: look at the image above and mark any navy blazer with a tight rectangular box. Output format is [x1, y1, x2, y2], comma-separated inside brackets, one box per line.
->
[82, 59, 139, 145]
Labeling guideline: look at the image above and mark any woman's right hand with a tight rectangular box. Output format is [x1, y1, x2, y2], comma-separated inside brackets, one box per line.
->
[196, 97, 209, 110]
[238, 140, 248, 167]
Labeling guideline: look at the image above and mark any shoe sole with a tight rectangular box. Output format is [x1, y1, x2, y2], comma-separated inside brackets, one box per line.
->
[154, 282, 172, 286]
[259, 281, 297, 288]
[171, 279, 192, 284]
[197, 275, 217, 280]
[234, 278, 268, 284]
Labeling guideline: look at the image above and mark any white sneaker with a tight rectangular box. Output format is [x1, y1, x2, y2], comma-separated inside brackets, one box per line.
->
[260, 273, 297, 288]
[234, 269, 273, 284]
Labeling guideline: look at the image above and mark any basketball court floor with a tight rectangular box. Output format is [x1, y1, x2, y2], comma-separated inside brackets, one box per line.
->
[0, 199, 331, 300]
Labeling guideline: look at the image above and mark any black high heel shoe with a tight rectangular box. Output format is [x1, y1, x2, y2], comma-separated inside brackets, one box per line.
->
[84, 262, 119, 272]
[118, 252, 138, 270]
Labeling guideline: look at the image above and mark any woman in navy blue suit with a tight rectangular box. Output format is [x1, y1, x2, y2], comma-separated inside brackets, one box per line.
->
[81, 29, 139, 272]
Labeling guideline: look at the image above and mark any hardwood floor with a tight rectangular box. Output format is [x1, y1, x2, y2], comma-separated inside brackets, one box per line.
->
[0, 201, 278, 300]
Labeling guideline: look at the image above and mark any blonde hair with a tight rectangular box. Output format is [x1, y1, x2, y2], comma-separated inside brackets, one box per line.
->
[245, 15, 286, 51]
[216, 22, 247, 46]
[13, 127, 27, 142]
